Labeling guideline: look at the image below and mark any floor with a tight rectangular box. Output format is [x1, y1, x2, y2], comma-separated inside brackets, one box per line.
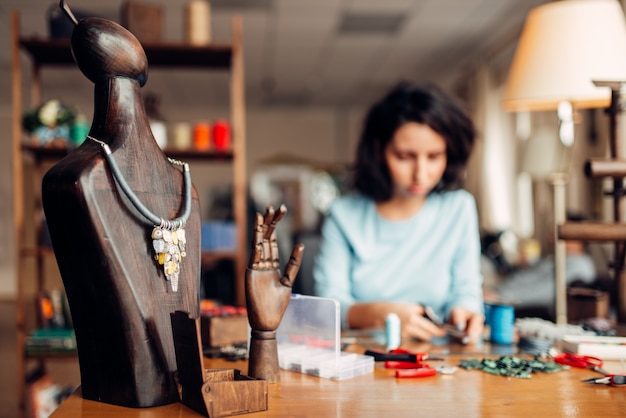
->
[0, 300, 80, 418]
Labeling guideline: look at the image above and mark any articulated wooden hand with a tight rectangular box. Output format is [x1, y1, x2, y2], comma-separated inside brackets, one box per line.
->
[245, 205, 304, 382]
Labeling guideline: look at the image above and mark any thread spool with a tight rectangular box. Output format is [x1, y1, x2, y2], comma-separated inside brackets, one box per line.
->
[172, 122, 192, 150]
[185, 0, 211, 46]
[517, 336, 553, 355]
[193, 121, 211, 151]
[149, 120, 167, 149]
[70, 114, 89, 146]
[385, 313, 401, 350]
[212, 119, 231, 151]
[488, 303, 515, 345]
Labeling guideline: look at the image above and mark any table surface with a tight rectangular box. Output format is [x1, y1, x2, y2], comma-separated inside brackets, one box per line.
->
[51, 341, 626, 418]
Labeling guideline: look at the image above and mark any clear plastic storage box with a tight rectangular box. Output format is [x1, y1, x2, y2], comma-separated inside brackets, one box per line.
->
[276, 294, 374, 380]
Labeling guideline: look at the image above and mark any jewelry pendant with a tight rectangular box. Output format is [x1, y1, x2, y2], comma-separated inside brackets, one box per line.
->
[152, 226, 187, 291]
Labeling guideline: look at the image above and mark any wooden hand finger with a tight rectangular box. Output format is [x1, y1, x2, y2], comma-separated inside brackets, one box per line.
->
[263, 206, 275, 237]
[262, 236, 271, 263]
[253, 212, 273, 263]
[253, 212, 264, 242]
[248, 242, 263, 268]
[269, 225, 280, 268]
[280, 243, 304, 287]
[248, 213, 265, 268]
[266, 204, 287, 239]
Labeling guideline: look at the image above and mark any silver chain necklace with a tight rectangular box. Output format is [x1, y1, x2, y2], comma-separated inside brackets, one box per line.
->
[87, 135, 192, 292]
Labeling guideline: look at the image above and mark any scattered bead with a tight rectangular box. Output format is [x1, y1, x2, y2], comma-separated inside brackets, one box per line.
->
[458, 355, 569, 378]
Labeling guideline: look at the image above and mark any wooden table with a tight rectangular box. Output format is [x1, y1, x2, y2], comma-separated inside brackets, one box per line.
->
[51, 342, 626, 417]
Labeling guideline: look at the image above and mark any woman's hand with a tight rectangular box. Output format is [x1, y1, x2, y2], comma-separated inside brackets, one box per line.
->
[347, 302, 447, 341]
[447, 306, 485, 344]
[398, 303, 449, 341]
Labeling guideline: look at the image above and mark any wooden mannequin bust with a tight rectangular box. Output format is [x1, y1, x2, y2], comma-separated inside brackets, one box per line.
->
[41, 13, 201, 408]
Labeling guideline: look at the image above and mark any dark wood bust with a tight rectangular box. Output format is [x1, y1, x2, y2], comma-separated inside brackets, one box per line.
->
[41, 15, 201, 408]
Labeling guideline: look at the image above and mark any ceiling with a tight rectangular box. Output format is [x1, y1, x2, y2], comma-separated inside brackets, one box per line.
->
[1, 0, 551, 109]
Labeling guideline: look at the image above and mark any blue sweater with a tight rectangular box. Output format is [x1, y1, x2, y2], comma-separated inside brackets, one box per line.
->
[313, 190, 484, 327]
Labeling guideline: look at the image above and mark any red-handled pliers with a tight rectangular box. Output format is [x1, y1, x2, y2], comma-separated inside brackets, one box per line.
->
[386, 348, 444, 369]
[364, 348, 440, 363]
[385, 349, 439, 378]
[395, 366, 437, 378]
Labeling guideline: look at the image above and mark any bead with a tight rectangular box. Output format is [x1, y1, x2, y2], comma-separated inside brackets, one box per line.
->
[177, 229, 186, 244]
[153, 239, 166, 253]
[458, 355, 568, 379]
[152, 227, 163, 239]
[165, 261, 178, 275]
[171, 273, 179, 292]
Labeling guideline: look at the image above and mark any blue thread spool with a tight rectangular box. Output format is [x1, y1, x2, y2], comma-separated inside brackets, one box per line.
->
[385, 313, 401, 350]
[488, 303, 515, 345]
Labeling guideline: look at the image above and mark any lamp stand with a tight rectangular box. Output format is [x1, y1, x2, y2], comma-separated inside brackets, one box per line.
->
[551, 173, 568, 325]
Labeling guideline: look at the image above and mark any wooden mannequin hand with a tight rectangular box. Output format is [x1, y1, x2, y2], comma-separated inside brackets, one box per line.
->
[245, 205, 304, 382]
[245, 205, 304, 332]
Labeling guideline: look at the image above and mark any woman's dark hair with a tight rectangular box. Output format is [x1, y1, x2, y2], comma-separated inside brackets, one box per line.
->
[352, 82, 476, 201]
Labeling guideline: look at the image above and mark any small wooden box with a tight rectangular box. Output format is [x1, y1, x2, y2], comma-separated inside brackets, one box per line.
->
[121, 1, 163, 42]
[171, 311, 267, 417]
[201, 315, 248, 348]
[567, 287, 610, 322]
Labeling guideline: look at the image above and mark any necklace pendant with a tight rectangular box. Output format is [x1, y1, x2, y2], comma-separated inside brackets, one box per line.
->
[152, 226, 187, 291]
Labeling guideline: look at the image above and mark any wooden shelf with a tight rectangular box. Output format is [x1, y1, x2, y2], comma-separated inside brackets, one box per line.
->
[21, 144, 72, 163]
[19, 247, 54, 258]
[24, 349, 78, 359]
[201, 250, 237, 270]
[21, 143, 234, 162]
[166, 148, 234, 161]
[20, 37, 233, 69]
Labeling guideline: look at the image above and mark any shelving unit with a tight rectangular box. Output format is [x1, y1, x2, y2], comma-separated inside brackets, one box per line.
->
[11, 10, 247, 417]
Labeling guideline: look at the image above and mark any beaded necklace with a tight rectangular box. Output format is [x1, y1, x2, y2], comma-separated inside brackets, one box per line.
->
[88, 135, 191, 291]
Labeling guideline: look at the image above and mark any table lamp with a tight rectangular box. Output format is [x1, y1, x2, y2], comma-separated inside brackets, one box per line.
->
[502, 0, 626, 324]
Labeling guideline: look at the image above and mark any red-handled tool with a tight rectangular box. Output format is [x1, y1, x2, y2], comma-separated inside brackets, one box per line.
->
[386, 360, 429, 369]
[395, 366, 437, 378]
[553, 352, 608, 375]
[363, 348, 443, 363]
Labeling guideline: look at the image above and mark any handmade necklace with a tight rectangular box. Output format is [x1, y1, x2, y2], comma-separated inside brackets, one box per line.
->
[87, 135, 191, 292]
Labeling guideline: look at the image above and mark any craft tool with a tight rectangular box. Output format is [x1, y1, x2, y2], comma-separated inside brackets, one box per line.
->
[582, 375, 626, 386]
[363, 349, 444, 363]
[553, 352, 608, 375]
[422, 305, 470, 344]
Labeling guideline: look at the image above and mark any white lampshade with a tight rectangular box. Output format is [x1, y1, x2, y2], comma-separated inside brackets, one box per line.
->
[502, 0, 626, 112]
